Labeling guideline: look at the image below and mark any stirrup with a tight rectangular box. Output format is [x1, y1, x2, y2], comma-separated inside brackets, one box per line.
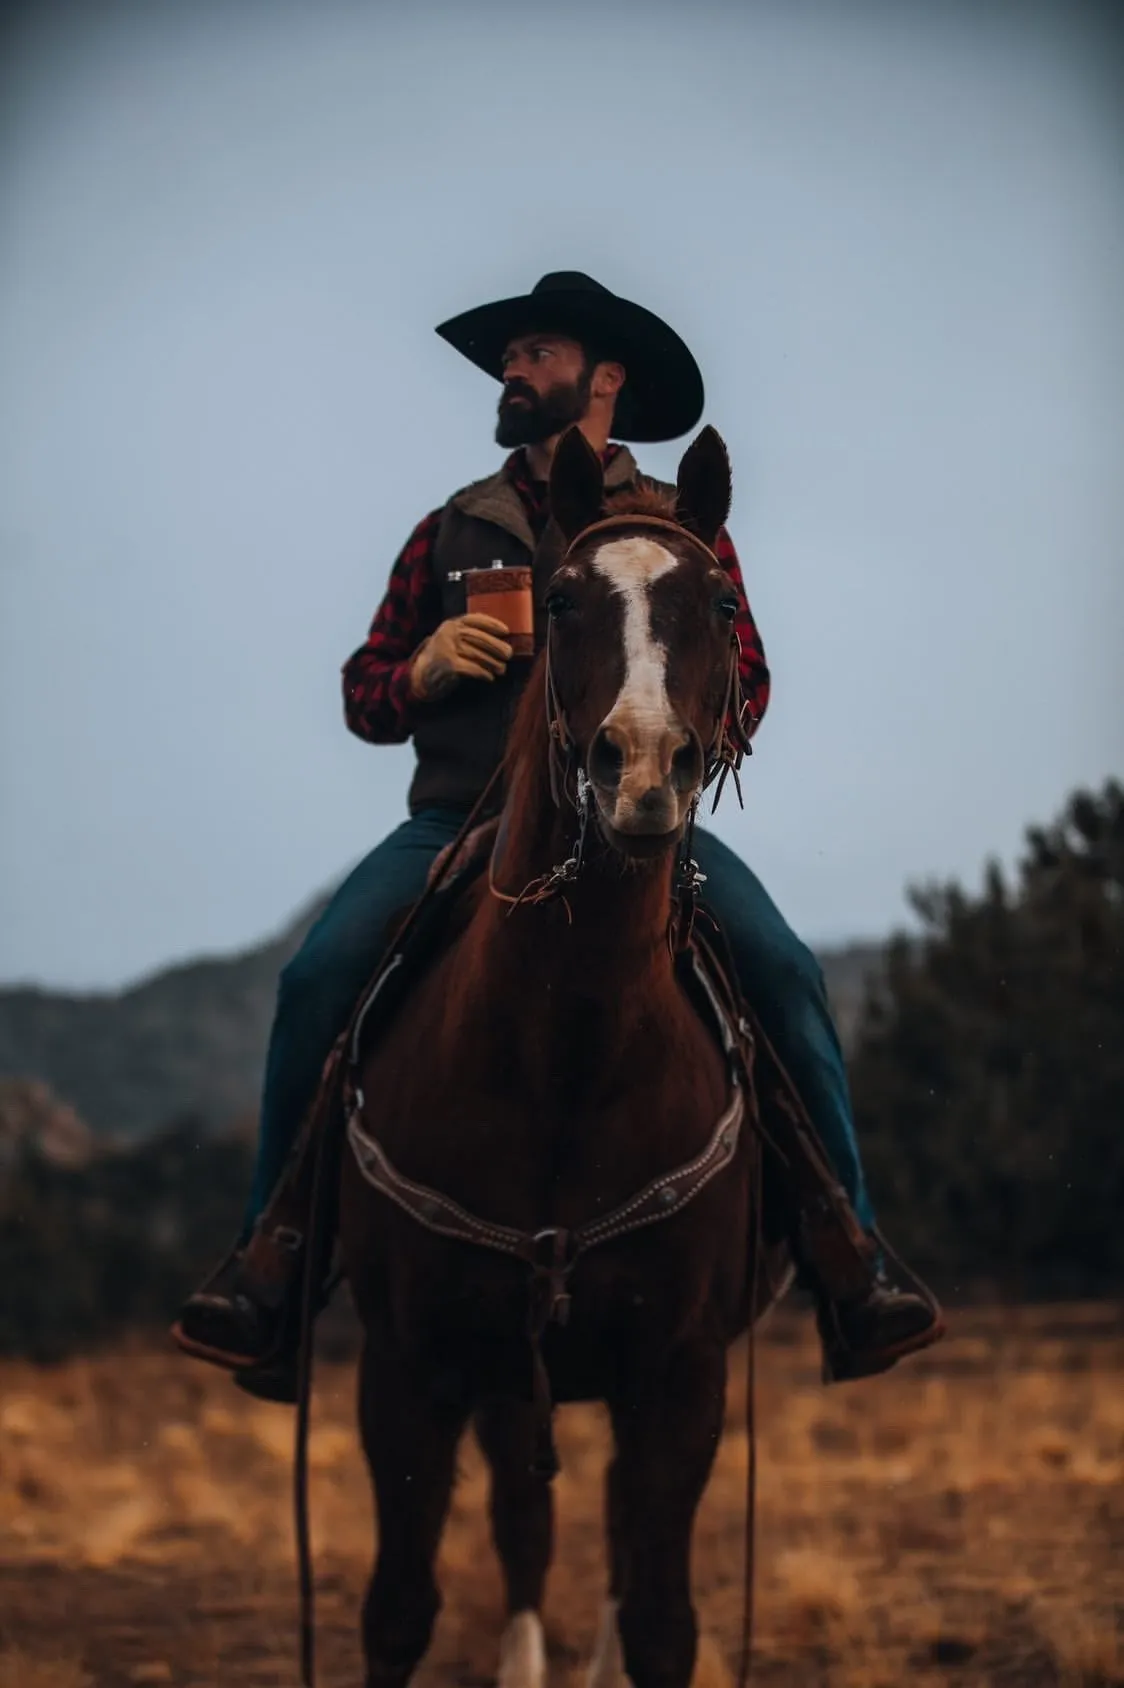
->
[820, 1306, 947, 1384]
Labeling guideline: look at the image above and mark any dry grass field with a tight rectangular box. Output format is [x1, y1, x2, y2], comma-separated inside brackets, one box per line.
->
[1, 1304, 1121, 1688]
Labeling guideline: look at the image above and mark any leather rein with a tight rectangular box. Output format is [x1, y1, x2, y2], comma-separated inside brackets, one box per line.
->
[505, 512, 757, 948]
[346, 946, 749, 1480]
[302, 510, 764, 1687]
[343, 509, 759, 1458]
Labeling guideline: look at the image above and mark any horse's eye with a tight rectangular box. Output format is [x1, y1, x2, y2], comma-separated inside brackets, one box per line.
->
[715, 595, 738, 623]
[546, 591, 575, 620]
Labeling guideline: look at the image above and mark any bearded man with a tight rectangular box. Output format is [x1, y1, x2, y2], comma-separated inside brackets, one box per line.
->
[173, 272, 943, 1397]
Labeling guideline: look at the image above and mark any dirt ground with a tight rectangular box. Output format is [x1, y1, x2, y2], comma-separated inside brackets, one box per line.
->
[1, 1303, 1122, 1688]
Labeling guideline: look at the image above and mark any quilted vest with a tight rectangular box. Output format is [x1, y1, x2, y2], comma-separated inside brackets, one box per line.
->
[407, 448, 652, 815]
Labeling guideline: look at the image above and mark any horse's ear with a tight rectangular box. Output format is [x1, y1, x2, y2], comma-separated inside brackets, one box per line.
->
[550, 426, 605, 544]
[675, 426, 732, 549]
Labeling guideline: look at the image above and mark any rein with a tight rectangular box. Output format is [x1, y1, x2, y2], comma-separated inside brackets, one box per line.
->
[291, 767, 505, 1688]
[479, 513, 765, 1681]
[346, 994, 747, 1480]
[294, 509, 763, 1687]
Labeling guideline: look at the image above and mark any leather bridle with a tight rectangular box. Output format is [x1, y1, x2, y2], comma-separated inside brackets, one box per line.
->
[292, 517, 762, 1688]
[530, 513, 756, 950]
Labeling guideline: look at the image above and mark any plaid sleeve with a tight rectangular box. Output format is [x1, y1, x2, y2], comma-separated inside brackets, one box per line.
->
[714, 526, 770, 737]
[341, 508, 445, 743]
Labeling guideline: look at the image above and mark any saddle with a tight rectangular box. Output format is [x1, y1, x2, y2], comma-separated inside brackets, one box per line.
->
[226, 820, 891, 1417]
[296, 822, 876, 1320]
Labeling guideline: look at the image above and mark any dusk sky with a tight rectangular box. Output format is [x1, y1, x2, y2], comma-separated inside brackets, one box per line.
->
[2, 0, 1121, 990]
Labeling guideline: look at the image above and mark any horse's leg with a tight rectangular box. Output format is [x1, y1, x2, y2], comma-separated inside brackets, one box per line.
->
[587, 1456, 629, 1688]
[587, 1451, 631, 1688]
[608, 1338, 727, 1688]
[358, 1335, 469, 1688]
[474, 1399, 553, 1688]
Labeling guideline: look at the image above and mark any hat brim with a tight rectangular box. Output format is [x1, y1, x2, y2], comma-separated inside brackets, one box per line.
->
[435, 289, 704, 444]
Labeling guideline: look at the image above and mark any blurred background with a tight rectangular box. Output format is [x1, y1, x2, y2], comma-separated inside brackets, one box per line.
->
[0, 3, 1122, 1683]
[2, 0, 1122, 1332]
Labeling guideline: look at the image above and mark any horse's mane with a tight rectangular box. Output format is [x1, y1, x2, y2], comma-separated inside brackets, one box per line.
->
[501, 649, 555, 832]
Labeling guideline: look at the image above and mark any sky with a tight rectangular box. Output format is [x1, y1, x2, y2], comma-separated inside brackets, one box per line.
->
[1, 0, 1122, 991]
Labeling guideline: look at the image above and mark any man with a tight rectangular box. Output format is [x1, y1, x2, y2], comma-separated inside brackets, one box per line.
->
[173, 272, 942, 1394]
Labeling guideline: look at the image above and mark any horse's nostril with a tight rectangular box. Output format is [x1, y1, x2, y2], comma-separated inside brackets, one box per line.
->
[589, 727, 624, 789]
[671, 735, 703, 788]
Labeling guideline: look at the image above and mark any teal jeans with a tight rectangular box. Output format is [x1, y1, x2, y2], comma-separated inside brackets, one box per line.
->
[245, 811, 873, 1234]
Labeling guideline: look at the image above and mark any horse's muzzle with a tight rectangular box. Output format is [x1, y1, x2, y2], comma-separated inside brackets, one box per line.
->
[588, 721, 702, 843]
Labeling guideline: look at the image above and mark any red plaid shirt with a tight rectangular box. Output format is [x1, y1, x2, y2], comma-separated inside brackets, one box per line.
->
[342, 448, 771, 743]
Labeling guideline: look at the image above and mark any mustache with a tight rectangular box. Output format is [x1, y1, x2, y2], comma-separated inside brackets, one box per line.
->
[499, 381, 538, 408]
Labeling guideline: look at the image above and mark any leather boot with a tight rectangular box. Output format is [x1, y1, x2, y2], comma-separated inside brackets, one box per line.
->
[170, 1092, 334, 1403]
[710, 979, 947, 1384]
[817, 1258, 946, 1382]
[171, 1030, 353, 1401]
[794, 1189, 945, 1383]
[170, 1219, 305, 1387]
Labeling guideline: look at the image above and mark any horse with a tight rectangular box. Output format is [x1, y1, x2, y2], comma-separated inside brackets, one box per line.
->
[336, 424, 789, 1688]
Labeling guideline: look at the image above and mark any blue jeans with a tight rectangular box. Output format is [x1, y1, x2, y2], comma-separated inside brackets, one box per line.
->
[245, 812, 873, 1234]
[244, 806, 471, 1229]
[691, 828, 873, 1229]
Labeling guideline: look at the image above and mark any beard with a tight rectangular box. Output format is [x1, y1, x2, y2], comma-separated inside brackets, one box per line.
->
[495, 368, 593, 448]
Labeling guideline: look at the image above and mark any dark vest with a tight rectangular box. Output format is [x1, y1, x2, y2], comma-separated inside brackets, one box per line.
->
[408, 448, 650, 814]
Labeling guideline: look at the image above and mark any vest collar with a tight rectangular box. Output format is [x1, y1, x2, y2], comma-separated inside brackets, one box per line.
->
[451, 445, 640, 550]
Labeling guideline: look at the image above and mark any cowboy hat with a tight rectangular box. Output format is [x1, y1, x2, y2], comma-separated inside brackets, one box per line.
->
[435, 271, 705, 444]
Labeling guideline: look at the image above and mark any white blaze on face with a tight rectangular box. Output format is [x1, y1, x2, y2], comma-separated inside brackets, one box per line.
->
[592, 536, 685, 818]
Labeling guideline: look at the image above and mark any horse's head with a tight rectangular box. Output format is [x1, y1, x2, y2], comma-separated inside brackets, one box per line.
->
[545, 425, 742, 859]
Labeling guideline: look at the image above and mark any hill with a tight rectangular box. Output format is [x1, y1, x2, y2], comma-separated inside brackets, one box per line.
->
[0, 894, 327, 1139]
[0, 891, 882, 1141]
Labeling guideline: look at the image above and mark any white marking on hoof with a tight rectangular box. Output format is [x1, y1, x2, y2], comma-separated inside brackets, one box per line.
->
[498, 1609, 546, 1688]
[587, 1599, 629, 1688]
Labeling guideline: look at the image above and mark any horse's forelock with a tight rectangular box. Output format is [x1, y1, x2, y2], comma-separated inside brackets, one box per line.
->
[602, 485, 678, 522]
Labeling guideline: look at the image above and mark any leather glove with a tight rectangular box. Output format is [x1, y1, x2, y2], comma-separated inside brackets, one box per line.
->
[409, 613, 513, 701]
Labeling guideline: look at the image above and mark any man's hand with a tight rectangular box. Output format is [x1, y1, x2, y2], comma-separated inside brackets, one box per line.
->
[409, 613, 513, 701]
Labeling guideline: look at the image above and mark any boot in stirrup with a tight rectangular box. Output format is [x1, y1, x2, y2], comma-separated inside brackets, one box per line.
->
[817, 1252, 946, 1383]
[170, 1216, 307, 1400]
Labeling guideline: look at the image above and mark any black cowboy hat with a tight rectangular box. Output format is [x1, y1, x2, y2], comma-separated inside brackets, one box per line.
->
[435, 271, 705, 444]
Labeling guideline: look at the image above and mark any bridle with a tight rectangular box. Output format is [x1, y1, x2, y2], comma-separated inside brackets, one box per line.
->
[496, 513, 756, 951]
[292, 531, 762, 1688]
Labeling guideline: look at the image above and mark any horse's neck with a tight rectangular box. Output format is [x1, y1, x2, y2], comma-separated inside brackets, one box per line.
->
[476, 779, 679, 1020]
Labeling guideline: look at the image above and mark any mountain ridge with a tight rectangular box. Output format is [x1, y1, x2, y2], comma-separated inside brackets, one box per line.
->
[0, 892, 883, 1140]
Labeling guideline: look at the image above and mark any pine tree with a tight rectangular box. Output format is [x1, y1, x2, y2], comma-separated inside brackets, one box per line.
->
[851, 779, 1124, 1297]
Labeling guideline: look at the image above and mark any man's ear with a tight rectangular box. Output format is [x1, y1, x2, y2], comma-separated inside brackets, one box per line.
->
[550, 426, 605, 543]
[590, 359, 626, 403]
[675, 426, 732, 549]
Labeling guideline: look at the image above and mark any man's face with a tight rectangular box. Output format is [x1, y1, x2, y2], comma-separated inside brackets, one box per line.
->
[495, 333, 593, 448]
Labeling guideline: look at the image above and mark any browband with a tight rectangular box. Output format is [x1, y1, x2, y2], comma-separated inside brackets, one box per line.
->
[563, 513, 721, 569]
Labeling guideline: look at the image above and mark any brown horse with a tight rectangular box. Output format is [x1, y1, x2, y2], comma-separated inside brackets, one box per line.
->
[338, 426, 787, 1688]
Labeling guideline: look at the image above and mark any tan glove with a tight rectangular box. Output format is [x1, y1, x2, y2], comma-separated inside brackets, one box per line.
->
[409, 613, 513, 701]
